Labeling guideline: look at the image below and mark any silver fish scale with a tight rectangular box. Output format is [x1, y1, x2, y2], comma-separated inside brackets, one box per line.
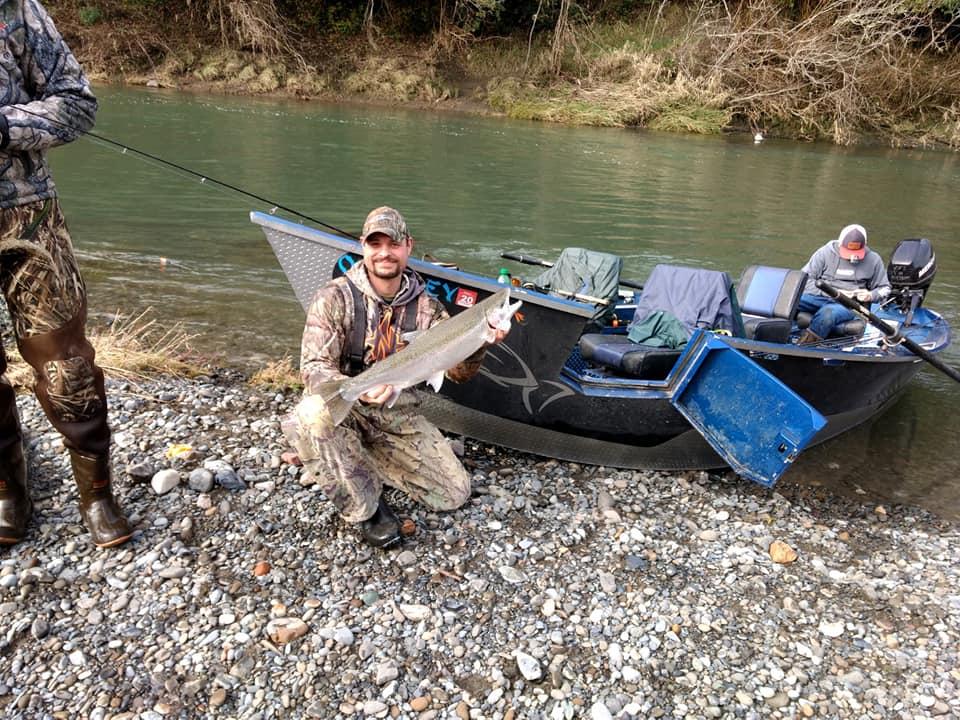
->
[340, 288, 513, 401]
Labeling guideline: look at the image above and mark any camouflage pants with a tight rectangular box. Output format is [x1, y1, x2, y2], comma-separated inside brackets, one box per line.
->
[282, 391, 471, 523]
[0, 198, 110, 454]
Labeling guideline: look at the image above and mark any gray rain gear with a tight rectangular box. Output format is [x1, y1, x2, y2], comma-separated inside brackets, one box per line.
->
[802, 240, 891, 302]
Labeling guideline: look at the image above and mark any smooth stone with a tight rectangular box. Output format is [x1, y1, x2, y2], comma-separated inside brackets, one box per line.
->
[516, 651, 542, 681]
[498, 566, 526, 584]
[188, 469, 215, 493]
[151, 469, 181, 495]
[267, 617, 309, 644]
[399, 604, 431, 621]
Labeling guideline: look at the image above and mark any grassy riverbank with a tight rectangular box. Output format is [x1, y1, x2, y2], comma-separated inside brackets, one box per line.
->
[48, 0, 960, 149]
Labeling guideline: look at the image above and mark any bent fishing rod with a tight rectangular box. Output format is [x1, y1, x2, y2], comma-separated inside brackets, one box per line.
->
[10, 103, 358, 240]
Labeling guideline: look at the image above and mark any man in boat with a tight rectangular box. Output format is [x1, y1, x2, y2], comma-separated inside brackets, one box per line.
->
[283, 206, 509, 548]
[0, 0, 132, 547]
[797, 224, 891, 344]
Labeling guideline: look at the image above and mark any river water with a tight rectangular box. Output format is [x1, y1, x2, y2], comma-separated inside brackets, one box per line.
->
[50, 86, 960, 519]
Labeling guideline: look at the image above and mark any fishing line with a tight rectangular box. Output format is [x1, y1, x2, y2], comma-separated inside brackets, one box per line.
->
[10, 103, 359, 240]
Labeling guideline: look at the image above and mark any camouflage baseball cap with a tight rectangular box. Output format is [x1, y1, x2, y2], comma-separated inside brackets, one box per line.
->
[360, 206, 408, 243]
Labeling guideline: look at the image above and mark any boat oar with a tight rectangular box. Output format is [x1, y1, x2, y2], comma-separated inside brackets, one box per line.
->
[816, 280, 960, 384]
[500, 251, 644, 290]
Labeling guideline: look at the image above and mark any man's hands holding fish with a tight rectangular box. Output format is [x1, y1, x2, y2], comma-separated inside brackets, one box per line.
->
[359, 323, 510, 406]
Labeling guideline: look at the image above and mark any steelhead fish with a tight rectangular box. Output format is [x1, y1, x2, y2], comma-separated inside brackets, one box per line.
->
[319, 288, 521, 425]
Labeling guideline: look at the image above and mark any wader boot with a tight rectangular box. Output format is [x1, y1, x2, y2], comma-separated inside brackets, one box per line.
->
[68, 450, 132, 548]
[798, 328, 823, 345]
[0, 439, 31, 544]
[0, 361, 31, 545]
[359, 496, 401, 549]
[17, 306, 132, 548]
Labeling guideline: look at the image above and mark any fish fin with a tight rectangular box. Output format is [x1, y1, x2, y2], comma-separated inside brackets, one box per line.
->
[425, 371, 445, 393]
[400, 329, 424, 344]
[317, 379, 353, 426]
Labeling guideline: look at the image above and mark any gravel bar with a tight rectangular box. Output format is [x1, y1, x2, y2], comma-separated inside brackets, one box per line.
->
[1, 371, 957, 720]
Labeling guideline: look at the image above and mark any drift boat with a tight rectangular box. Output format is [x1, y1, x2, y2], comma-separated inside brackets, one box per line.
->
[252, 211, 951, 486]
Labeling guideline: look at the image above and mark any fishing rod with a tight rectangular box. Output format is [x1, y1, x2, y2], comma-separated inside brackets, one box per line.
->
[816, 280, 960, 384]
[10, 104, 359, 240]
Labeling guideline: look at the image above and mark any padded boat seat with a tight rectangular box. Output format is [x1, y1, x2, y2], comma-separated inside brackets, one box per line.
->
[579, 334, 681, 380]
[736, 265, 808, 343]
[796, 311, 866, 338]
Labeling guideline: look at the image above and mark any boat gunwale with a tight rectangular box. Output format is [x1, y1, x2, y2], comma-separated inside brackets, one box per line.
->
[251, 211, 597, 319]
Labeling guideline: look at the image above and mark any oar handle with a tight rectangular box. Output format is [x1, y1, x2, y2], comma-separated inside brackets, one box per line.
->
[816, 280, 960, 384]
[499, 252, 645, 291]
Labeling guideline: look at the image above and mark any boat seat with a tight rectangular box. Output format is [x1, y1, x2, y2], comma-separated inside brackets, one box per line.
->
[736, 265, 808, 343]
[579, 334, 682, 380]
[795, 311, 866, 338]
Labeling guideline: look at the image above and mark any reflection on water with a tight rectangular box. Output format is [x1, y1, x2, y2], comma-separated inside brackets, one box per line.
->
[48, 85, 960, 520]
[790, 377, 960, 520]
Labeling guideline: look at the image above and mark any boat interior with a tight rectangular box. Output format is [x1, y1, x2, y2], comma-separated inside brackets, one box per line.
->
[513, 241, 946, 386]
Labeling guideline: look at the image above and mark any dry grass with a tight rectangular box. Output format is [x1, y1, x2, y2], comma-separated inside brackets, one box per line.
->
[248, 356, 303, 392]
[4, 309, 204, 390]
[343, 56, 456, 102]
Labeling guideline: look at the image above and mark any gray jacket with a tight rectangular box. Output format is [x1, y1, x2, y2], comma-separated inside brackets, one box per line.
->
[0, 0, 97, 208]
[802, 240, 891, 302]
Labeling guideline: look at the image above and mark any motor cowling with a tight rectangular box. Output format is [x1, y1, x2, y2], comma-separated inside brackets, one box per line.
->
[887, 238, 936, 312]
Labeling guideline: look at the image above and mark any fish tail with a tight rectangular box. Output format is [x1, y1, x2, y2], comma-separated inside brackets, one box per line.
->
[318, 379, 354, 426]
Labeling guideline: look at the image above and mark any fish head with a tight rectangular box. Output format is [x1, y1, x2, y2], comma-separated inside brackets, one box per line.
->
[485, 289, 522, 332]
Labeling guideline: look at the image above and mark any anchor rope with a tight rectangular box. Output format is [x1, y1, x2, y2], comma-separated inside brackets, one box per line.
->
[8, 104, 359, 240]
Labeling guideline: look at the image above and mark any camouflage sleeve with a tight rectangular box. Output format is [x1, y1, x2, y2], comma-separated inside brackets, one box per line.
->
[426, 300, 489, 384]
[0, 0, 97, 151]
[301, 283, 350, 394]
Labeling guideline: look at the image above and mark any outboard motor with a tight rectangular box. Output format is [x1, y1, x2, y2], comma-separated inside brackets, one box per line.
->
[886, 238, 936, 325]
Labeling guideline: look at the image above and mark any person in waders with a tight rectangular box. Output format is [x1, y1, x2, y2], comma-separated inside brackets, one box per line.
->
[0, 0, 132, 547]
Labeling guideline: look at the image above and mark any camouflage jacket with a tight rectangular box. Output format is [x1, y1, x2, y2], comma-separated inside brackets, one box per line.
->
[300, 262, 486, 394]
[0, 0, 97, 208]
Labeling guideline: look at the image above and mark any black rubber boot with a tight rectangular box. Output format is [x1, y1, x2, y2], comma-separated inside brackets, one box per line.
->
[0, 372, 31, 545]
[0, 439, 32, 545]
[359, 496, 401, 548]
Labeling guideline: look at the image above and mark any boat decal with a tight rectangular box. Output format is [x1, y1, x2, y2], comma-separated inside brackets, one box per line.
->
[454, 288, 478, 308]
[480, 344, 573, 416]
[535, 381, 576, 413]
[336, 253, 360, 275]
[424, 277, 470, 304]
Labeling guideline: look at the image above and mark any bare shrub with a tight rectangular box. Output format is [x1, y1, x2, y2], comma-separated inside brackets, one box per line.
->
[206, 0, 307, 71]
[674, 0, 960, 144]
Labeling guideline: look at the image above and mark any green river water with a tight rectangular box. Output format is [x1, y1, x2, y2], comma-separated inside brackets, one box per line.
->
[49, 86, 960, 518]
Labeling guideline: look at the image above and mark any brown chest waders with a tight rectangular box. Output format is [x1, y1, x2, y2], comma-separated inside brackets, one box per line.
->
[13, 304, 132, 547]
[0, 199, 131, 547]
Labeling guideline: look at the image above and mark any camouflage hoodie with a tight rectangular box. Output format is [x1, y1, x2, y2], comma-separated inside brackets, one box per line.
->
[0, 0, 97, 208]
[300, 262, 486, 394]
